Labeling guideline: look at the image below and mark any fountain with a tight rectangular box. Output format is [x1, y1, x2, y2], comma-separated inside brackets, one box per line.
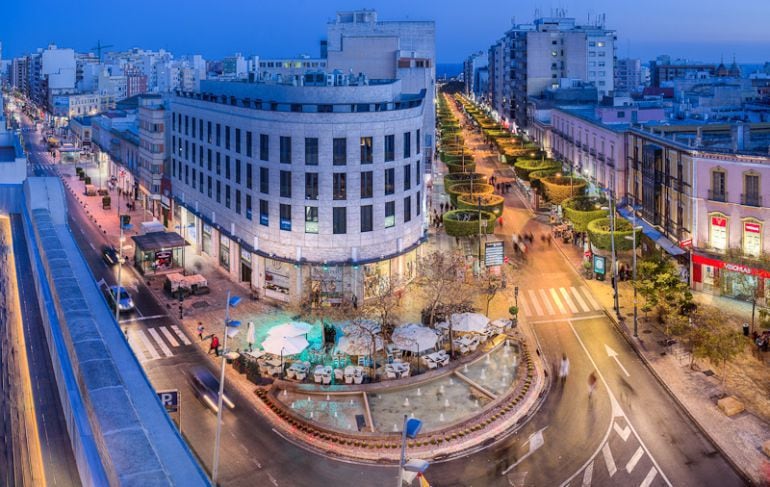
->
[310, 411, 314, 419]
[463, 364, 469, 373]
[350, 399, 354, 406]
[439, 413, 445, 422]
[307, 396, 311, 402]
[439, 385, 445, 394]
[334, 411, 338, 418]
[282, 389, 288, 397]
[416, 388, 422, 396]
[485, 354, 491, 364]
[480, 368, 486, 379]
[474, 399, 480, 408]
[403, 397, 410, 407]
[326, 394, 330, 401]
[393, 424, 399, 432]
[449, 377, 455, 385]
[444, 398, 450, 408]
[410, 412, 415, 419]
[291, 401, 296, 409]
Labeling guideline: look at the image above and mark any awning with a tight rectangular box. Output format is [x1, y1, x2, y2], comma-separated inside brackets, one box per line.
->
[131, 231, 188, 251]
[617, 207, 685, 256]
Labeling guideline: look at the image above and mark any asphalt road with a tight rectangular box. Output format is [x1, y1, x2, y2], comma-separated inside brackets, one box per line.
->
[19, 113, 746, 486]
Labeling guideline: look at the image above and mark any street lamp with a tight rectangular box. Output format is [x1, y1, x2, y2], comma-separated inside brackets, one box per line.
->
[398, 415, 425, 486]
[212, 292, 242, 485]
[600, 188, 620, 318]
[624, 207, 643, 337]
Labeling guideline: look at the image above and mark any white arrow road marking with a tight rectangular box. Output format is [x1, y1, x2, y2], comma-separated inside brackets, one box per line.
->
[625, 446, 644, 473]
[581, 461, 594, 486]
[501, 426, 548, 475]
[601, 443, 617, 477]
[604, 344, 630, 377]
[640, 467, 658, 487]
[613, 421, 631, 441]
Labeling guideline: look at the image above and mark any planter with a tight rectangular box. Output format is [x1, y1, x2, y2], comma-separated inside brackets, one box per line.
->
[457, 193, 505, 216]
[443, 210, 496, 237]
[587, 217, 640, 251]
[444, 172, 488, 191]
[513, 159, 561, 181]
[446, 183, 494, 206]
[562, 196, 608, 232]
[540, 176, 587, 205]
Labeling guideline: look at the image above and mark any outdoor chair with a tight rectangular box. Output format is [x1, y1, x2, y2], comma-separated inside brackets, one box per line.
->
[334, 368, 344, 381]
[295, 372, 306, 381]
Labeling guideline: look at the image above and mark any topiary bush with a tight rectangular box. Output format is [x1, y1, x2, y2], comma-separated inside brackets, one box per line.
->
[513, 159, 562, 181]
[457, 193, 505, 216]
[587, 216, 641, 251]
[540, 176, 587, 204]
[443, 210, 496, 237]
[446, 183, 494, 206]
[562, 196, 609, 231]
[444, 172, 488, 191]
[528, 168, 562, 193]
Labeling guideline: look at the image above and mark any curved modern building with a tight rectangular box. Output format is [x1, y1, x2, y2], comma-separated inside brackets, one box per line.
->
[169, 76, 427, 302]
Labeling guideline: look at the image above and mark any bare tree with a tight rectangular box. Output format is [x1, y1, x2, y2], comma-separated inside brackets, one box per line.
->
[344, 316, 384, 380]
[292, 275, 356, 349]
[361, 275, 404, 345]
[478, 261, 518, 316]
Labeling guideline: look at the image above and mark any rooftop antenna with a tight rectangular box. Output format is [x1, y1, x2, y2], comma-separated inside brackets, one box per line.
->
[91, 40, 114, 62]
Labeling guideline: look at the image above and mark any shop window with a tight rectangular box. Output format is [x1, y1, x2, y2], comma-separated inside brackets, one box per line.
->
[709, 214, 728, 252]
[743, 220, 762, 257]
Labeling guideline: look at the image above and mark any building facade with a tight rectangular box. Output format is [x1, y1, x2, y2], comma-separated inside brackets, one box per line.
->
[614, 58, 642, 93]
[168, 77, 427, 303]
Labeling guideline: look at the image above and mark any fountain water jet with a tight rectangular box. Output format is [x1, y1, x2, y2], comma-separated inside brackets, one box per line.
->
[444, 398, 450, 408]
[403, 397, 410, 407]
[480, 368, 487, 379]
[326, 394, 330, 401]
[416, 388, 422, 396]
[439, 413, 445, 422]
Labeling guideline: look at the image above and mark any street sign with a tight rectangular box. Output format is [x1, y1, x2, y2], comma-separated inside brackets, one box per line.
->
[679, 238, 692, 249]
[484, 241, 504, 267]
[157, 389, 179, 413]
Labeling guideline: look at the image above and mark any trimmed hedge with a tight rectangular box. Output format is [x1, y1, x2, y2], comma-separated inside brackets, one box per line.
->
[457, 194, 505, 216]
[444, 172, 488, 190]
[587, 216, 640, 251]
[562, 196, 609, 231]
[443, 210, 496, 237]
[528, 168, 562, 193]
[513, 159, 562, 181]
[445, 161, 477, 174]
[446, 183, 494, 206]
[540, 176, 587, 205]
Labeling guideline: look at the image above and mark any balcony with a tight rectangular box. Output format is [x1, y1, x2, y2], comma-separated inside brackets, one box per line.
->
[597, 153, 605, 162]
[741, 193, 762, 207]
[589, 148, 597, 157]
[707, 190, 728, 203]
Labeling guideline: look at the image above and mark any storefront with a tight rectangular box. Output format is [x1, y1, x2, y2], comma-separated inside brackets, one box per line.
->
[264, 258, 291, 302]
[201, 223, 213, 256]
[692, 253, 770, 304]
[240, 249, 253, 286]
[309, 265, 346, 305]
[219, 235, 231, 271]
[131, 232, 188, 275]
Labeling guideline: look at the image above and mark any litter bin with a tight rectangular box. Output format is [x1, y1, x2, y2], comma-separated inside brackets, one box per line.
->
[743, 323, 750, 336]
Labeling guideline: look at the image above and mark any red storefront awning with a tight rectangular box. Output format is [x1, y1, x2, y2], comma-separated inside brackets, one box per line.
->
[692, 253, 770, 279]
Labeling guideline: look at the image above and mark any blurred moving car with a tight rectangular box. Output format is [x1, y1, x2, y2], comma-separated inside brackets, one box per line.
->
[105, 285, 134, 313]
[102, 245, 120, 266]
[188, 366, 235, 413]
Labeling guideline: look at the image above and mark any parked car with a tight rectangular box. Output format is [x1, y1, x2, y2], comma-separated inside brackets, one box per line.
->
[188, 366, 235, 413]
[102, 245, 120, 266]
[105, 285, 134, 313]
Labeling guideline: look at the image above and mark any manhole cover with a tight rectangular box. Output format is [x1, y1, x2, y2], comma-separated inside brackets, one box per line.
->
[191, 301, 209, 309]
[703, 370, 715, 377]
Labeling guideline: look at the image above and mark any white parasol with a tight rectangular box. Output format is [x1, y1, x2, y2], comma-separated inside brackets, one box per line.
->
[261, 335, 309, 356]
[450, 312, 489, 333]
[268, 321, 313, 338]
[391, 323, 438, 354]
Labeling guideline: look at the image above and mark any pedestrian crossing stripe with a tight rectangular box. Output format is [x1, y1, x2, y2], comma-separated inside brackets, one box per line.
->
[518, 286, 603, 317]
[127, 325, 192, 363]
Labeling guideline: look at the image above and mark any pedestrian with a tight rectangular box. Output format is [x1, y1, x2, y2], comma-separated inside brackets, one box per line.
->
[497, 216, 504, 228]
[209, 334, 219, 355]
[559, 353, 570, 385]
[247, 322, 255, 351]
[541, 233, 547, 245]
[588, 371, 597, 398]
[197, 322, 204, 341]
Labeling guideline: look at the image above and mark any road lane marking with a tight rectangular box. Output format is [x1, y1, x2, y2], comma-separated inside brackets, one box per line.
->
[126, 332, 149, 363]
[601, 443, 617, 477]
[581, 461, 593, 486]
[550, 288, 567, 314]
[135, 330, 161, 360]
[119, 314, 168, 323]
[571, 287, 590, 312]
[172, 325, 192, 345]
[613, 422, 631, 441]
[559, 287, 578, 313]
[538, 289, 555, 315]
[148, 328, 173, 357]
[159, 326, 180, 347]
[625, 446, 644, 473]
[580, 286, 601, 310]
[565, 321, 673, 487]
[519, 295, 532, 317]
[501, 427, 548, 475]
[605, 344, 630, 377]
[640, 467, 658, 487]
[528, 290, 544, 316]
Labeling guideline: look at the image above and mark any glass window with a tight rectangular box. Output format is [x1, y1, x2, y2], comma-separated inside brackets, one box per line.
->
[207, 176, 212, 197]
[305, 206, 319, 234]
[280, 170, 292, 198]
[333, 207, 347, 234]
[385, 168, 395, 195]
[744, 221, 762, 257]
[216, 152, 221, 174]
[207, 121, 212, 143]
[360, 136, 373, 164]
[279, 204, 292, 231]
[225, 126, 230, 150]
[225, 155, 231, 180]
[260, 167, 269, 194]
[403, 164, 411, 191]
[225, 184, 231, 208]
[216, 180, 221, 203]
[305, 137, 319, 165]
[235, 128, 241, 153]
[384, 134, 395, 162]
[235, 159, 241, 184]
[246, 163, 253, 189]
[235, 189, 241, 214]
[385, 201, 395, 228]
[416, 129, 421, 154]
[416, 190, 421, 215]
[360, 205, 373, 232]
[333, 173, 346, 200]
[360, 171, 373, 198]
[259, 199, 269, 226]
[415, 160, 421, 186]
[403, 132, 411, 159]
[710, 214, 728, 251]
[305, 173, 319, 200]
[260, 134, 269, 161]
[246, 194, 252, 220]
[404, 196, 412, 222]
[246, 131, 253, 157]
[333, 138, 347, 165]
[280, 136, 291, 164]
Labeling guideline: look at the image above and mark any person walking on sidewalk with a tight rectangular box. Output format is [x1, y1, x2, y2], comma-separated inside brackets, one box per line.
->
[558, 354, 570, 385]
[197, 322, 204, 341]
[209, 334, 219, 355]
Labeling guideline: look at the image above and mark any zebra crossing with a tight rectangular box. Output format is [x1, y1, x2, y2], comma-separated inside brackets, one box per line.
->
[519, 286, 603, 318]
[127, 324, 192, 362]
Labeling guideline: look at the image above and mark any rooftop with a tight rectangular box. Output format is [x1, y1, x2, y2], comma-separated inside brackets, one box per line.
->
[0, 146, 15, 162]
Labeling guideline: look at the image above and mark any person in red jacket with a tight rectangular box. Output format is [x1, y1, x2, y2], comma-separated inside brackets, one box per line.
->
[209, 335, 220, 356]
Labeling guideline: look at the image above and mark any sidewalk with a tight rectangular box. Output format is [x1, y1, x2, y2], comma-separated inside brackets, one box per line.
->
[554, 226, 770, 484]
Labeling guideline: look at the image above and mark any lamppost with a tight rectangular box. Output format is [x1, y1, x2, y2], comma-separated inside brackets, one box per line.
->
[624, 207, 643, 337]
[477, 196, 483, 275]
[212, 292, 242, 485]
[175, 222, 194, 274]
[600, 187, 620, 319]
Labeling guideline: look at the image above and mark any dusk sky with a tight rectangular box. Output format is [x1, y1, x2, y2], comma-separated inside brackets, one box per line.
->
[3, 0, 770, 64]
